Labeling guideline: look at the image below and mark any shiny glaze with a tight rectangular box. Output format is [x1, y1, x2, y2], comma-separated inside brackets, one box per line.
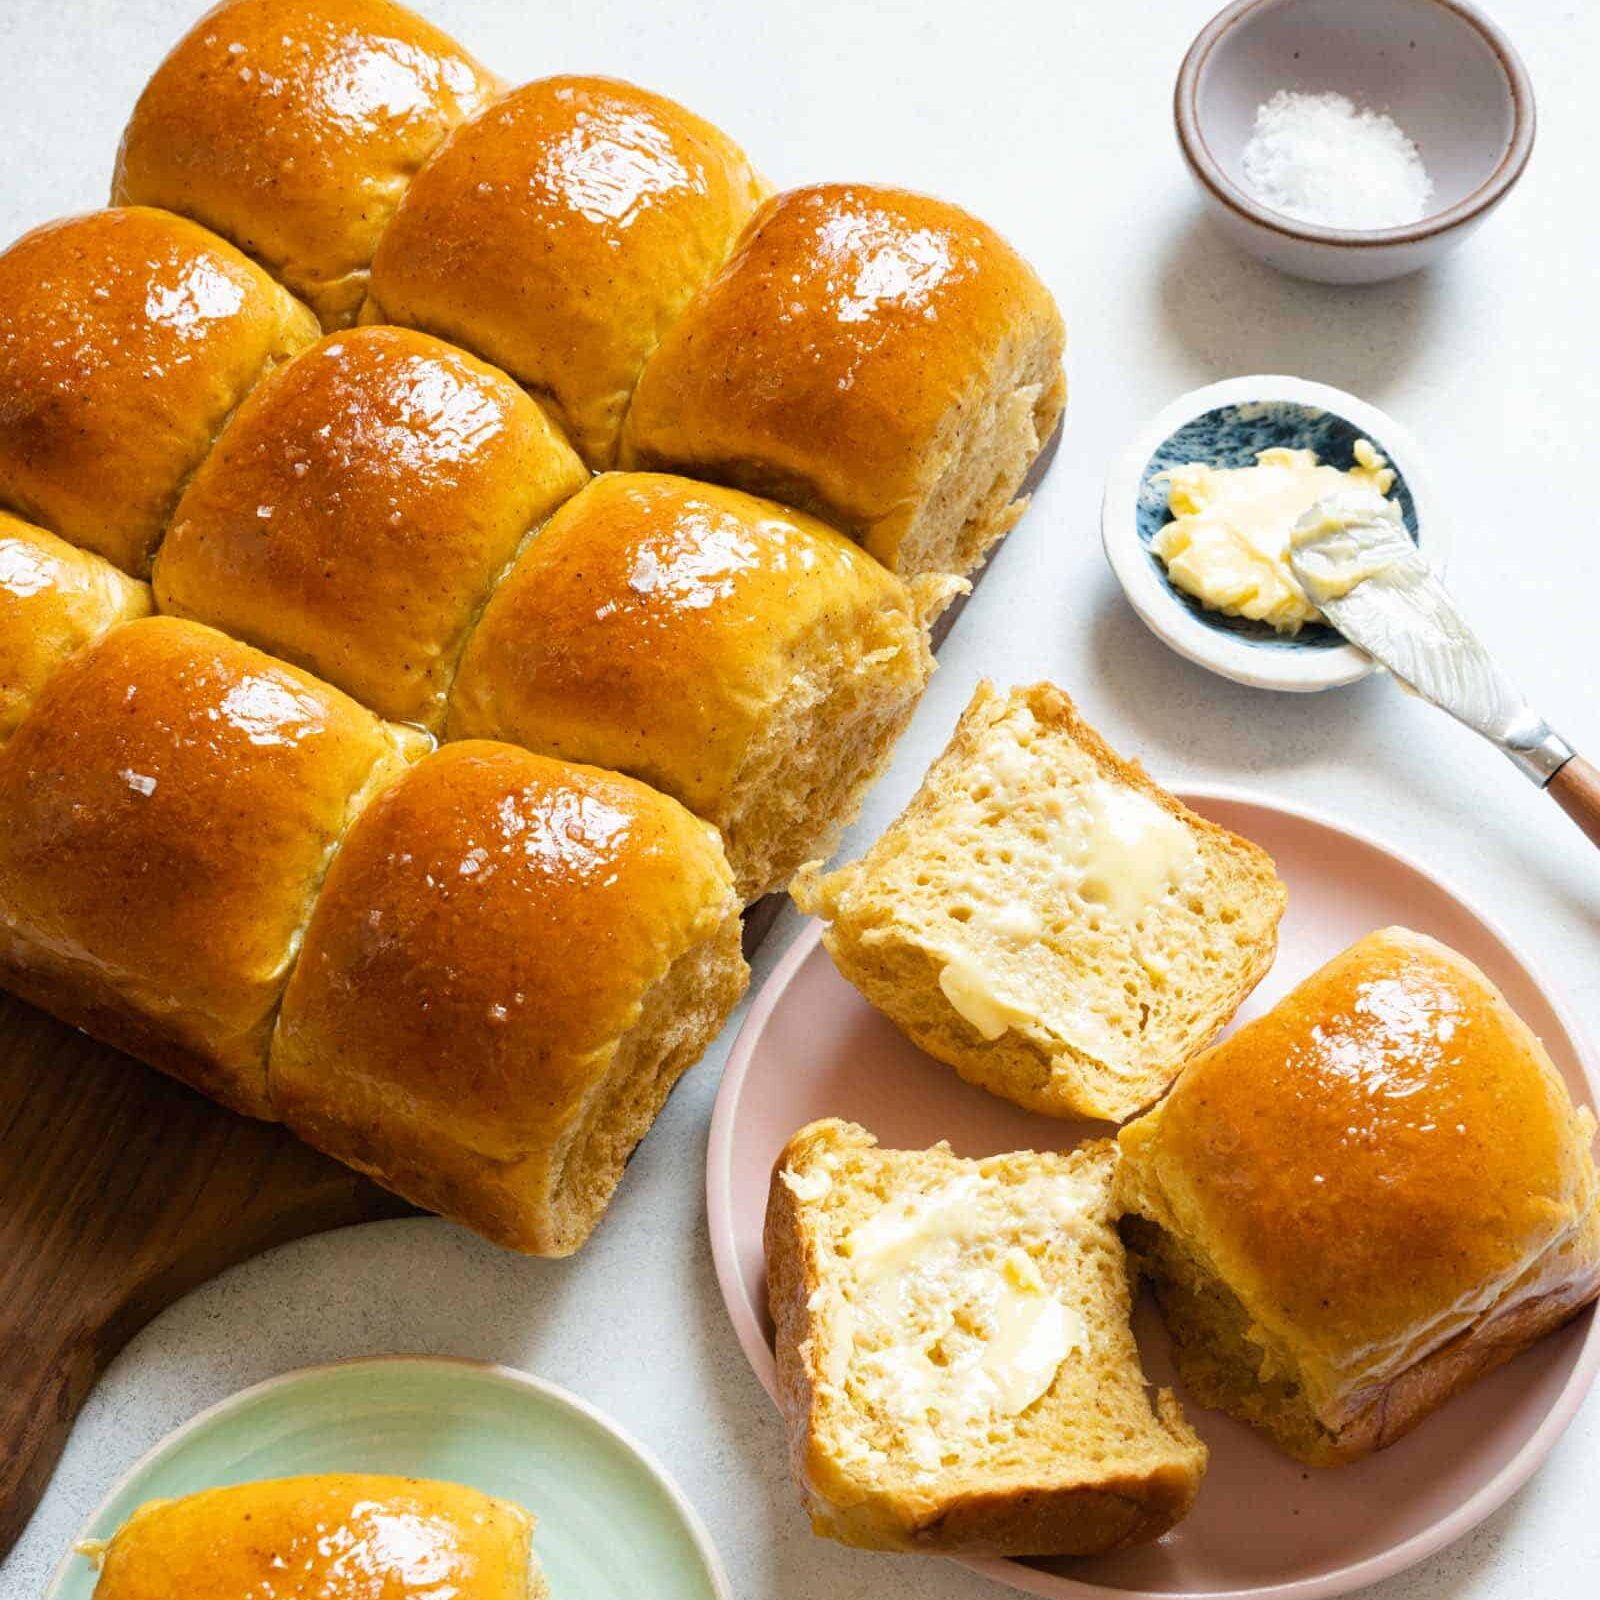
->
[271, 740, 739, 1250]
[0, 207, 318, 575]
[1118, 927, 1599, 1417]
[0, 616, 421, 1116]
[155, 325, 586, 729]
[621, 182, 1064, 566]
[365, 75, 765, 467]
[0, 511, 152, 741]
[448, 472, 922, 827]
[114, 0, 500, 328]
[90, 1475, 532, 1600]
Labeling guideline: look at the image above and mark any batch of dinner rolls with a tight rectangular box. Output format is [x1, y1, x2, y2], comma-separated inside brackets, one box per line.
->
[0, 0, 1064, 1255]
[764, 681, 1600, 1557]
[6, 0, 1597, 1587]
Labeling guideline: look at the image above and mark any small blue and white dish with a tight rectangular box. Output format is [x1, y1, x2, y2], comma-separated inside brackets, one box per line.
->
[1102, 374, 1450, 691]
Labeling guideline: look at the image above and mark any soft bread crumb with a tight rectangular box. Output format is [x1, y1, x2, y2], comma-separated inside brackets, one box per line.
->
[792, 682, 1286, 1122]
[891, 336, 1066, 579]
[764, 1118, 1206, 1555]
[715, 575, 958, 900]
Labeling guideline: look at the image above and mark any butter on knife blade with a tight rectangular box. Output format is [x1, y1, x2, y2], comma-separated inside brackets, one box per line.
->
[1287, 492, 1573, 786]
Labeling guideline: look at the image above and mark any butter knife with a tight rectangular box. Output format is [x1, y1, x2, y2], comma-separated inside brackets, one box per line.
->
[1288, 492, 1600, 849]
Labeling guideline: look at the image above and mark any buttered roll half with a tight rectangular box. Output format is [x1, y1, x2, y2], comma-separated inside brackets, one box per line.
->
[1117, 926, 1600, 1465]
[155, 325, 587, 730]
[270, 740, 748, 1255]
[113, 0, 501, 328]
[621, 183, 1066, 579]
[0, 616, 424, 1117]
[0, 207, 318, 576]
[447, 472, 953, 899]
[363, 75, 766, 467]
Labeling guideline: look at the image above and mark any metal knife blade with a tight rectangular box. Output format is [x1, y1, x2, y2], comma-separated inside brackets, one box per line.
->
[1288, 494, 1573, 784]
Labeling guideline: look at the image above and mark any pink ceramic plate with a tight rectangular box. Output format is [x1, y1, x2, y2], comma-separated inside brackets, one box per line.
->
[706, 788, 1600, 1599]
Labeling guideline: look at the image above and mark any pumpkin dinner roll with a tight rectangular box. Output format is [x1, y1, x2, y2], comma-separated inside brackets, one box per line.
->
[113, 0, 501, 329]
[0, 616, 424, 1118]
[86, 1476, 545, 1600]
[0, 511, 152, 744]
[765, 1119, 1206, 1555]
[1118, 927, 1600, 1467]
[154, 325, 587, 730]
[620, 183, 1067, 580]
[794, 682, 1285, 1122]
[271, 740, 748, 1256]
[447, 472, 955, 900]
[363, 75, 766, 467]
[0, 207, 318, 576]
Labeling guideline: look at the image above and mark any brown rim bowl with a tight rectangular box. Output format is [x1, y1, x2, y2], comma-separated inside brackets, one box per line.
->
[1175, 0, 1535, 284]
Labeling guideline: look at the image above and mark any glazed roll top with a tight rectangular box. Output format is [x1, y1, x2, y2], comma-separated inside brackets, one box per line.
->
[1118, 927, 1600, 1456]
[154, 325, 588, 730]
[271, 739, 747, 1255]
[0, 512, 153, 742]
[448, 472, 950, 899]
[364, 75, 767, 467]
[113, 0, 501, 329]
[0, 207, 318, 575]
[621, 183, 1067, 579]
[0, 616, 423, 1117]
[88, 1476, 540, 1600]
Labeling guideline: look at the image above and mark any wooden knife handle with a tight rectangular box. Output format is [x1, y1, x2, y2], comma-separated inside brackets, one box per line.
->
[1549, 755, 1600, 849]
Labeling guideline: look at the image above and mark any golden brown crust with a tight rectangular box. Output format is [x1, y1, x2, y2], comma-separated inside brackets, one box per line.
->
[0, 616, 420, 1117]
[0, 207, 319, 575]
[899, 1436, 1204, 1556]
[621, 183, 1066, 573]
[91, 1476, 535, 1600]
[0, 512, 153, 742]
[364, 76, 765, 467]
[446, 471, 935, 892]
[155, 325, 586, 729]
[1119, 927, 1600, 1461]
[1319, 1216, 1600, 1463]
[113, 0, 501, 328]
[270, 740, 746, 1252]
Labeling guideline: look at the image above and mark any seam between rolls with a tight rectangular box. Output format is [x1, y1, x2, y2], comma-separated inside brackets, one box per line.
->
[259, 727, 424, 1121]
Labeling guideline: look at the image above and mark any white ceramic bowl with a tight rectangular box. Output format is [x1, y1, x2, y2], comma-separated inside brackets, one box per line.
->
[1176, 0, 1536, 284]
[1102, 374, 1449, 692]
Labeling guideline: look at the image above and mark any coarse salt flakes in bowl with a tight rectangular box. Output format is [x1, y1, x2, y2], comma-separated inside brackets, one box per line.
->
[1176, 0, 1536, 283]
[1102, 374, 1450, 692]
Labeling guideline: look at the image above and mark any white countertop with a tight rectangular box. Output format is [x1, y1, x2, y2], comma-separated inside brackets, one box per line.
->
[2, 0, 1597, 1595]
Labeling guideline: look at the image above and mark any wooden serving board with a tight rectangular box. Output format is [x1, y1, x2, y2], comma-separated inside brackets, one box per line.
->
[0, 427, 1059, 1555]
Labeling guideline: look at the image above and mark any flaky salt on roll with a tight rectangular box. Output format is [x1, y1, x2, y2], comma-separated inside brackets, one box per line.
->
[621, 183, 1066, 579]
[155, 325, 587, 730]
[0, 512, 152, 743]
[447, 472, 954, 899]
[0, 616, 423, 1117]
[113, 0, 500, 328]
[270, 739, 747, 1255]
[0, 207, 318, 576]
[85, 1476, 544, 1600]
[363, 75, 766, 467]
[1118, 927, 1600, 1466]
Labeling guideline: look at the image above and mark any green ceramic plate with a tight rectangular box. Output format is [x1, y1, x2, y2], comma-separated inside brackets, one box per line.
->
[46, 1357, 730, 1600]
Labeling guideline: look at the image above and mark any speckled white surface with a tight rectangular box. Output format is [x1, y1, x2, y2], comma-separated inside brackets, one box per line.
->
[2, 1, 1597, 1596]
